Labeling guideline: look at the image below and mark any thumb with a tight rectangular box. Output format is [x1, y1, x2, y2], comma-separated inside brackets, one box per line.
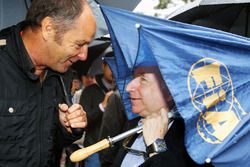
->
[59, 103, 69, 113]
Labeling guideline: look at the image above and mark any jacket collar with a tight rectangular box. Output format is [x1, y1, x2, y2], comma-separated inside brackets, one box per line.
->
[5, 21, 38, 80]
[2, 22, 71, 82]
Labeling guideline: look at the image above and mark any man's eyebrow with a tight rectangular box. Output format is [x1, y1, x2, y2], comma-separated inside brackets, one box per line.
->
[134, 73, 145, 78]
[134, 69, 145, 77]
[75, 40, 87, 44]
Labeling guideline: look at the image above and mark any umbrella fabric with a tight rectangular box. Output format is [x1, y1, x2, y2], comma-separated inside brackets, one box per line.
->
[168, 0, 250, 37]
[104, 56, 137, 120]
[100, 5, 249, 122]
[96, 0, 141, 11]
[87, 51, 104, 76]
[0, 0, 28, 30]
[71, 40, 110, 76]
[88, 0, 109, 39]
[86, 47, 137, 120]
[88, 0, 141, 39]
[100, 5, 250, 167]
[100, 5, 248, 70]
[137, 24, 250, 166]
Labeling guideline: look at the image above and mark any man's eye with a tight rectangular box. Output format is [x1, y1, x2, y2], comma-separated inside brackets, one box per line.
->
[140, 76, 148, 84]
[78, 44, 84, 47]
[75, 44, 84, 49]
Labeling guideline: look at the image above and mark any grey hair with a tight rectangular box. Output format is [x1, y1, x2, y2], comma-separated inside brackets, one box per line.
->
[25, 0, 85, 43]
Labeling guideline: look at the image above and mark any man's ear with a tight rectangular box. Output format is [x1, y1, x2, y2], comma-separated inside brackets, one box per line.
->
[41, 17, 55, 41]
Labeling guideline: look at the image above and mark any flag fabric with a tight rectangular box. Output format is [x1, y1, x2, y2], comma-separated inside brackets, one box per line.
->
[100, 4, 248, 121]
[103, 56, 137, 120]
[137, 24, 250, 166]
[100, 5, 248, 69]
[100, 5, 250, 167]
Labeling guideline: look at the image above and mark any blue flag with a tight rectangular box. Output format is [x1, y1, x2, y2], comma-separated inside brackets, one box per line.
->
[137, 25, 250, 166]
[100, 5, 247, 69]
[100, 5, 250, 166]
[100, 4, 247, 121]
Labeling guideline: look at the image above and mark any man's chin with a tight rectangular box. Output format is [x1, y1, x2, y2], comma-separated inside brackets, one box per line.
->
[132, 107, 144, 115]
[52, 66, 69, 73]
[60, 68, 69, 73]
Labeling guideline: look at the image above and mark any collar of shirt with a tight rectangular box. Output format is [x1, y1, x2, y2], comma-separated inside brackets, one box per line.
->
[121, 107, 177, 167]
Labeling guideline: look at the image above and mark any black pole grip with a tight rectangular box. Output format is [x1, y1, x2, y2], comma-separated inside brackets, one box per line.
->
[71, 128, 85, 136]
[59, 76, 84, 136]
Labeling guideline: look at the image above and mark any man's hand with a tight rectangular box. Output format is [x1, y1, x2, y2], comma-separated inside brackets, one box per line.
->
[59, 103, 87, 133]
[142, 107, 169, 146]
[101, 91, 113, 109]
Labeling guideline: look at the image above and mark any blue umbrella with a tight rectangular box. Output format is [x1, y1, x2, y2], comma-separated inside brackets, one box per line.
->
[100, 5, 248, 70]
[103, 53, 137, 120]
[88, 0, 141, 38]
[137, 24, 250, 167]
[100, 5, 250, 167]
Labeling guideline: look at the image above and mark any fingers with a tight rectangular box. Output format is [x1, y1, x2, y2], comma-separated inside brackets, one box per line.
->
[59, 103, 87, 130]
[66, 111, 87, 127]
[142, 107, 169, 145]
[160, 107, 169, 127]
[68, 104, 87, 128]
[59, 103, 69, 112]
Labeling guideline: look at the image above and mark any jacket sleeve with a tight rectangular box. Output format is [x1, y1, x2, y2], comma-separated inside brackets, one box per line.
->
[139, 151, 186, 167]
[98, 93, 128, 167]
[79, 85, 104, 129]
[140, 119, 213, 167]
[140, 151, 214, 167]
[57, 123, 83, 146]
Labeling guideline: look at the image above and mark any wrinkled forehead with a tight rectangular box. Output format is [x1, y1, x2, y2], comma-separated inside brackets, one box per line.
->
[133, 66, 161, 77]
[133, 66, 172, 98]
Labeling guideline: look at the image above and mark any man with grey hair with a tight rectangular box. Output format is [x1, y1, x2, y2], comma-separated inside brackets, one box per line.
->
[0, 0, 96, 166]
[113, 65, 212, 167]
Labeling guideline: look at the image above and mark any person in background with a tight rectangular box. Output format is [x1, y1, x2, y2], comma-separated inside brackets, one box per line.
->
[98, 91, 128, 167]
[63, 73, 96, 167]
[0, 0, 96, 166]
[71, 71, 82, 100]
[72, 74, 96, 104]
[81, 74, 96, 88]
[79, 52, 116, 167]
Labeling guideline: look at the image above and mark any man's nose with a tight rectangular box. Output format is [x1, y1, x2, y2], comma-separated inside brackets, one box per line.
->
[77, 45, 88, 61]
[126, 78, 139, 92]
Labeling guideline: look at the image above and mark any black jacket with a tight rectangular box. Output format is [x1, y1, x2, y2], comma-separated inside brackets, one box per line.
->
[79, 75, 109, 147]
[0, 22, 81, 167]
[113, 118, 213, 167]
[98, 93, 128, 167]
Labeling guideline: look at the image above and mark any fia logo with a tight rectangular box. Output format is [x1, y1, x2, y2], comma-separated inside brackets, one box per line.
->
[187, 58, 247, 144]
